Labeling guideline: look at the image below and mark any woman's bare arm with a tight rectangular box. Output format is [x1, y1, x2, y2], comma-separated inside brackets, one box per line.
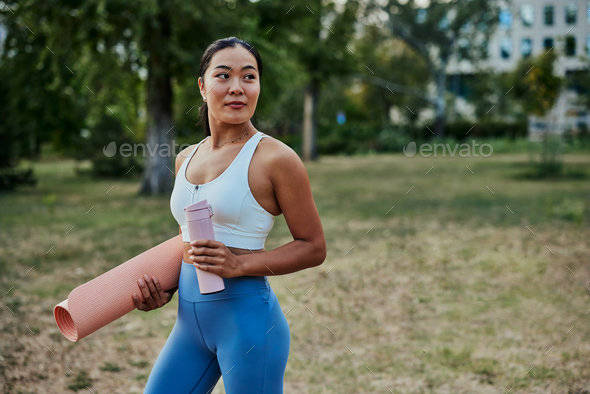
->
[236, 143, 326, 277]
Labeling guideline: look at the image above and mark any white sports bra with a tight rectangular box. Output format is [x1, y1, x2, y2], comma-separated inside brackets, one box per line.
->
[170, 131, 275, 249]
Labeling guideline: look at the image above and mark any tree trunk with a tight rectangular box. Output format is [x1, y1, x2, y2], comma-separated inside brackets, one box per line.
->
[138, 6, 174, 196]
[434, 69, 447, 138]
[33, 133, 42, 158]
[302, 81, 319, 161]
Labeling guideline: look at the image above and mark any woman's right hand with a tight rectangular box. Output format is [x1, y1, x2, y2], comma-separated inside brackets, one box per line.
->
[132, 274, 178, 312]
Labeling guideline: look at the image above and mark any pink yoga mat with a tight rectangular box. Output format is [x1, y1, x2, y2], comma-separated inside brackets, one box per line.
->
[53, 234, 184, 342]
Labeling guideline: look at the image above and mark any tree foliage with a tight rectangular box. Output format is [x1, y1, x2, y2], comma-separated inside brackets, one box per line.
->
[511, 50, 562, 117]
[366, 0, 500, 136]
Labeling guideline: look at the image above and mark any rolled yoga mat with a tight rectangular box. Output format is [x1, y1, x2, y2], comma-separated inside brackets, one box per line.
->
[53, 234, 184, 342]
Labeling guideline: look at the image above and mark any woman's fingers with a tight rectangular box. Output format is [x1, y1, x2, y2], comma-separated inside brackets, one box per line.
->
[189, 242, 218, 261]
[136, 275, 172, 311]
[132, 293, 144, 311]
[152, 277, 170, 305]
[138, 277, 157, 310]
[164, 291, 172, 303]
[135, 275, 175, 311]
[144, 275, 163, 306]
[135, 280, 149, 311]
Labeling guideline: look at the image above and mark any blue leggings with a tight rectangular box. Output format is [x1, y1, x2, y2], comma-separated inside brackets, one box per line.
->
[143, 259, 290, 394]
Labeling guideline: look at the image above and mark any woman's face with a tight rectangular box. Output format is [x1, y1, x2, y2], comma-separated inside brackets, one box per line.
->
[199, 46, 260, 126]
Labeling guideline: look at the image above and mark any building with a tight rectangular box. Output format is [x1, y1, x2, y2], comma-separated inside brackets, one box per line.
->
[447, 0, 590, 140]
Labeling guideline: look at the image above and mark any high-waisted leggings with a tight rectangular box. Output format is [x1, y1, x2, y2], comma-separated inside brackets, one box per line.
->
[143, 259, 291, 394]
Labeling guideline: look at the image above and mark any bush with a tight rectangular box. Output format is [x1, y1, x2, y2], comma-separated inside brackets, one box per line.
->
[553, 198, 585, 224]
[71, 114, 143, 178]
[0, 167, 37, 192]
[318, 122, 381, 155]
[316, 120, 529, 155]
[418, 120, 528, 141]
[377, 126, 415, 152]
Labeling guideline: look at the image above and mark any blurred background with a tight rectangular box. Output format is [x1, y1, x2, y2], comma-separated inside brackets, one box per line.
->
[1, 0, 589, 393]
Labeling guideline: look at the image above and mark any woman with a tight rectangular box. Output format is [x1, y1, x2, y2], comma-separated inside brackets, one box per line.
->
[132, 37, 326, 394]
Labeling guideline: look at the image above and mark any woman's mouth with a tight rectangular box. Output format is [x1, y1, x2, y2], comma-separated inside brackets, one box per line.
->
[226, 103, 245, 109]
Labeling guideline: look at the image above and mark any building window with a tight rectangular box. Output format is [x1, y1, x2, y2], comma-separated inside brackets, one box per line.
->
[521, 38, 533, 57]
[565, 70, 589, 94]
[445, 74, 477, 99]
[565, 3, 578, 24]
[499, 8, 512, 30]
[500, 37, 512, 59]
[520, 4, 534, 27]
[544, 5, 554, 25]
[543, 37, 554, 51]
[565, 35, 576, 56]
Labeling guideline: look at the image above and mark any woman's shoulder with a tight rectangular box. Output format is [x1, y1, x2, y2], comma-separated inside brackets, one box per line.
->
[180, 136, 211, 159]
[179, 143, 199, 157]
[257, 132, 305, 176]
[175, 143, 199, 174]
[258, 132, 297, 160]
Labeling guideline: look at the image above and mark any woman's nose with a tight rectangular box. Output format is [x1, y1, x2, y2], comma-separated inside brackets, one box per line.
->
[229, 77, 243, 95]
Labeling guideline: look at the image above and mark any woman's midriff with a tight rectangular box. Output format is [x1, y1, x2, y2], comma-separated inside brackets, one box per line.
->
[179, 241, 270, 301]
[182, 242, 265, 264]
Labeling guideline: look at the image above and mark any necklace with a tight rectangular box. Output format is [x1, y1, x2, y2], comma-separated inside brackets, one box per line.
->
[208, 131, 250, 148]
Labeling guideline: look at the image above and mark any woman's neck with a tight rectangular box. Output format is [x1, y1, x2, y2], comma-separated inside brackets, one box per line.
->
[208, 120, 255, 147]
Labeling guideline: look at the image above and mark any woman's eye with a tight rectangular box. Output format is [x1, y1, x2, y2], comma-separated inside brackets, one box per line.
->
[216, 73, 255, 80]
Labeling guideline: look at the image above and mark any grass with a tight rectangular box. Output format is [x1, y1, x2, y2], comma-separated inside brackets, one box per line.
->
[66, 370, 93, 392]
[99, 362, 123, 372]
[0, 148, 589, 393]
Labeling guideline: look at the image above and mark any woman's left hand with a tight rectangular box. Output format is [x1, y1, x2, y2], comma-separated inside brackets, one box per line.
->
[188, 239, 242, 278]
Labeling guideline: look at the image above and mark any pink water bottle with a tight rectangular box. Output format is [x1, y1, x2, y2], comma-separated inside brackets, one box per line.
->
[184, 199, 225, 294]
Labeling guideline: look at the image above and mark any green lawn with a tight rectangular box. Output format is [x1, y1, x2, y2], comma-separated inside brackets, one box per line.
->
[1, 151, 589, 393]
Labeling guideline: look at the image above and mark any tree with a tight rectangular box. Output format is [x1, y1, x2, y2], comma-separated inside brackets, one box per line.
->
[77, 0, 244, 195]
[512, 51, 562, 118]
[511, 50, 564, 176]
[255, 0, 360, 161]
[1, 1, 256, 195]
[350, 22, 432, 127]
[0, 72, 37, 191]
[1, 0, 364, 181]
[366, 0, 500, 137]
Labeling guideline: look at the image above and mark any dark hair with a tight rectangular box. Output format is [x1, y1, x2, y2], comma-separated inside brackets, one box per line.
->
[198, 37, 263, 137]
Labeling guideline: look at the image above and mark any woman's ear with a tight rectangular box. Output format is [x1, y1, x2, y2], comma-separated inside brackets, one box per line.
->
[198, 77, 204, 97]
